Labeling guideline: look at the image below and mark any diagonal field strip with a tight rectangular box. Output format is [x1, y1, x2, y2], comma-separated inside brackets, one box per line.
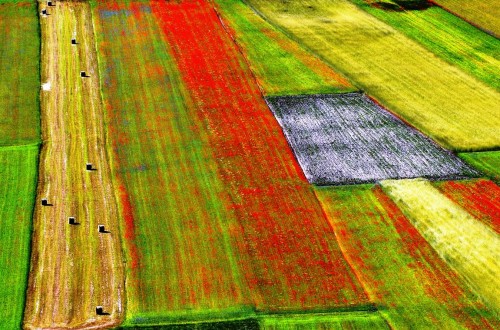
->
[381, 179, 500, 314]
[244, 0, 500, 151]
[24, 2, 124, 328]
[266, 93, 478, 185]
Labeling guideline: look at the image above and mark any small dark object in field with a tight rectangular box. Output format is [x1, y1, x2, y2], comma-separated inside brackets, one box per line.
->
[80, 71, 87, 78]
[68, 217, 76, 225]
[98, 225, 108, 233]
[41, 9, 48, 15]
[47, 1, 54, 7]
[71, 38, 77, 45]
[86, 163, 95, 171]
[41, 199, 51, 206]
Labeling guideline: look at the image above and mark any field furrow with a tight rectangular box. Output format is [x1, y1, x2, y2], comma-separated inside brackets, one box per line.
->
[381, 179, 500, 313]
[315, 184, 499, 328]
[24, 2, 124, 328]
[245, 0, 500, 151]
[151, 0, 369, 312]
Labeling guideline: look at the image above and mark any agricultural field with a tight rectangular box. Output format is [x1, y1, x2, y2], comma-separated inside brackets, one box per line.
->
[24, 2, 124, 328]
[266, 93, 478, 185]
[0, 0, 498, 329]
[351, 1, 500, 90]
[245, 0, 500, 151]
[432, 0, 500, 37]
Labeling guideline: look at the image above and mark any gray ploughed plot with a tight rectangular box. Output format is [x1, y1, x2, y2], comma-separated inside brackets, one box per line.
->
[266, 93, 479, 185]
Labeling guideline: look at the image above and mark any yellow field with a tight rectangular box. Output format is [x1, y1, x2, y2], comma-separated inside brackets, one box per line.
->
[245, 0, 500, 151]
[433, 0, 500, 37]
[24, 2, 124, 328]
[381, 179, 500, 313]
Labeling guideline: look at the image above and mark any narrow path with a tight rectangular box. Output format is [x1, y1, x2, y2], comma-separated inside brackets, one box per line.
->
[24, 2, 124, 328]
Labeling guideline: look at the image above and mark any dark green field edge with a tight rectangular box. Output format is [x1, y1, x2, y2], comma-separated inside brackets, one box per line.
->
[459, 151, 500, 183]
[350, 0, 500, 90]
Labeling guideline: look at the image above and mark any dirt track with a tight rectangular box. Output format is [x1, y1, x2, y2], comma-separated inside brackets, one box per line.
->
[24, 2, 124, 329]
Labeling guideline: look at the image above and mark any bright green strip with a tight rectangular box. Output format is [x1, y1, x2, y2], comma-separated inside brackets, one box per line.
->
[350, 1, 500, 90]
[245, 0, 500, 151]
[213, 0, 354, 96]
[0, 145, 39, 329]
[315, 185, 497, 328]
[459, 151, 500, 183]
[381, 179, 500, 313]
[0, 2, 40, 145]
[433, 0, 500, 37]
[259, 311, 388, 329]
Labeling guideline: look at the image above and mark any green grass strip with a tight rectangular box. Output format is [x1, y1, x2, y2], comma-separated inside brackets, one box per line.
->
[0, 145, 39, 329]
[0, 2, 40, 145]
[350, 1, 500, 90]
[460, 151, 500, 183]
[213, 0, 355, 96]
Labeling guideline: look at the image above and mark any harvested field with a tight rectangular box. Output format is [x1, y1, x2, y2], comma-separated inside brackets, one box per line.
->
[266, 93, 477, 185]
[213, 0, 354, 96]
[432, 0, 500, 37]
[245, 0, 500, 151]
[24, 2, 124, 328]
[0, 2, 40, 145]
[315, 184, 499, 328]
[460, 152, 500, 183]
[381, 179, 500, 312]
[0, 146, 38, 329]
[352, 1, 500, 90]
[434, 179, 500, 234]
[152, 0, 369, 313]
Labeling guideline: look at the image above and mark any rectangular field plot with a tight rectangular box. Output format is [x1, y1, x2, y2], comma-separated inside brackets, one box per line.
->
[245, 0, 500, 151]
[266, 93, 478, 185]
[0, 146, 38, 329]
[0, 2, 40, 145]
[315, 184, 499, 329]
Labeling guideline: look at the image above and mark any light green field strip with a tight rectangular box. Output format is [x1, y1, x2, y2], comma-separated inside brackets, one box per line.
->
[460, 152, 500, 183]
[433, 0, 500, 37]
[259, 312, 388, 329]
[0, 2, 40, 146]
[0, 145, 38, 329]
[213, 0, 354, 96]
[244, 0, 500, 151]
[350, 1, 500, 90]
[381, 179, 500, 313]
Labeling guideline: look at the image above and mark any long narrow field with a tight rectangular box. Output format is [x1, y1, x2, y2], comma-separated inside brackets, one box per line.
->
[266, 93, 477, 185]
[350, 1, 500, 90]
[432, 0, 500, 37]
[244, 0, 500, 151]
[151, 0, 369, 314]
[24, 2, 124, 328]
[212, 0, 354, 96]
[315, 184, 499, 328]
[0, 146, 38, 329]
[0, 1, 40, 145]
[434, 179, 500, 234]
[381, 179, 500, 313]
[460, 152, 500, 183]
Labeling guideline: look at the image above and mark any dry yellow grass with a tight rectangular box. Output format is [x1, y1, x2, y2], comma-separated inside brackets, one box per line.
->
[381, 179, 500, 314]
[24, 2, 124, 328]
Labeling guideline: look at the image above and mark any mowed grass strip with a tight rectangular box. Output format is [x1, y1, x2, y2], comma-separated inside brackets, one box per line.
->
[245, 0, 500, 151]
[432, 0, 500, 37]
[266, 93, 477, 185]
[152, 0, 369, 311]
[0, 2, 40, 145]
[212, 0, 354, 96]
[92, 2, 252, 325]
[381, 179, 500, 313]
[24, 2, 124, 328]
[434, 179, 500, 234]
[315, 184, 499, 328]
[351, 1, 500, 90]
[0, 146, 38, 329]
[459, 152, 500, 183]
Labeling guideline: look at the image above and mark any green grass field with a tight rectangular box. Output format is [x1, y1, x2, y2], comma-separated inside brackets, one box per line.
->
[433, 0, 500, 37]
[259, 312, 388, 329]
[213, 0, 354, 96]
[350, 1, 500, 90]
[460, 152, 500, 183]
[0, 145, 39, 329]
[0, 2, 40, 145]
[244, 0, 500, 151]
